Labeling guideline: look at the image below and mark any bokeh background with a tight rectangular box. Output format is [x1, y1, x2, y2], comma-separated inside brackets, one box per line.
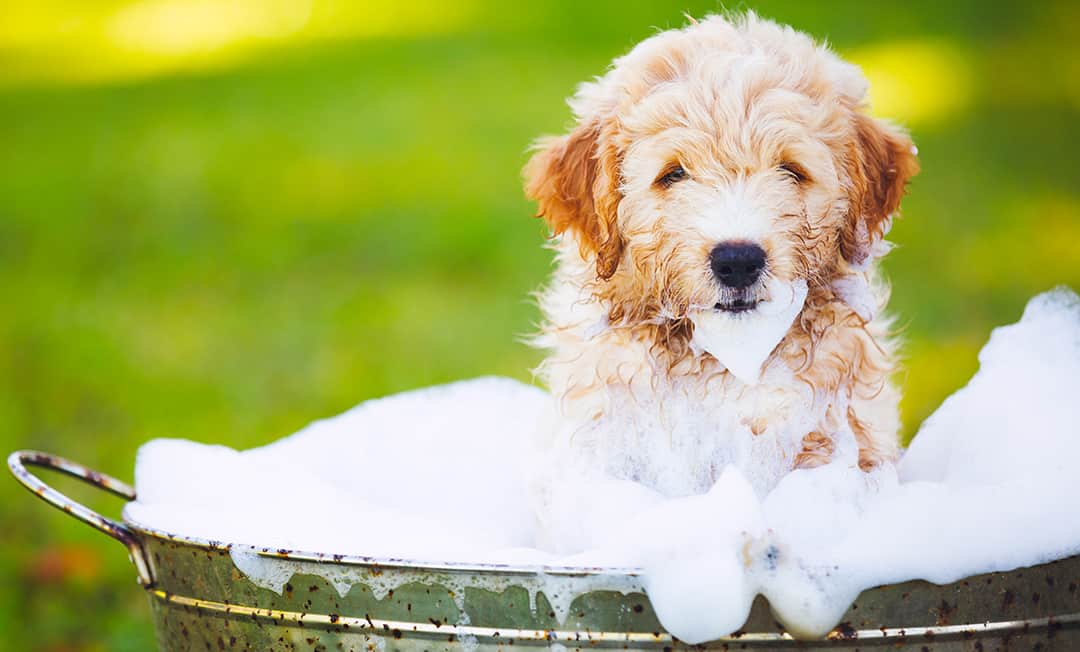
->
[1, 0, 1077, 648]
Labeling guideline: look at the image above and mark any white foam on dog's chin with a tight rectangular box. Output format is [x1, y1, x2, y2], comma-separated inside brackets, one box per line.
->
[689, 278, 808, 385]
[126, 287, 1080, 644]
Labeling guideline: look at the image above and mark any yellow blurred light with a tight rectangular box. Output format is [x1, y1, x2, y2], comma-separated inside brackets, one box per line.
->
[845, 40, 975, 125]
[107, 0, 313, 56]
[0, 0, 479, 87]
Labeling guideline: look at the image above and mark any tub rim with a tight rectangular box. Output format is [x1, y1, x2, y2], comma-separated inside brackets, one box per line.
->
[9, 448, 645, 579]
[123, 514, 646, 577]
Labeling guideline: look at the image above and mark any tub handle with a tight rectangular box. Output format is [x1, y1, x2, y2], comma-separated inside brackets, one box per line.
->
[8, 450, 154, 586]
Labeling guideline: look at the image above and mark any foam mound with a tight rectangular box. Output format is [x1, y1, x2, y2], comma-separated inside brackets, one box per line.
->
[126, 287, 1080, 643]
[126, 376, 549, 561]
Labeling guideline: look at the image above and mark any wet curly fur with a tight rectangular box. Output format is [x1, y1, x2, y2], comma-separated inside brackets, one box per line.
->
[523, 13, 918, 493]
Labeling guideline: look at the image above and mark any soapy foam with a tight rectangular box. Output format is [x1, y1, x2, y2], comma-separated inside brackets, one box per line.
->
[126, 288, 1080, 643]
[689, 278, 808, 385]
[127, 377, 549, 561]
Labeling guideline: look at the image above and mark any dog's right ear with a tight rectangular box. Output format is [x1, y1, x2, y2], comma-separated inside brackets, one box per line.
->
[524, 121, 624, 280]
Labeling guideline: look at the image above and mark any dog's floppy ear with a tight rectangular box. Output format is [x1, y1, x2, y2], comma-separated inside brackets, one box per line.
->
[841, 113, 919, 266]
[524, 120, 624, 280]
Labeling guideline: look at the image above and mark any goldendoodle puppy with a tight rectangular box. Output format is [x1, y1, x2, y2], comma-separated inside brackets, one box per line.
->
[525, 13, 918, 498]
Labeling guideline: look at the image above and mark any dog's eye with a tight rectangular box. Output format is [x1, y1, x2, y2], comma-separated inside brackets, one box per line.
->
[655, 164, 688, 188]
[778, 162, 809, 184]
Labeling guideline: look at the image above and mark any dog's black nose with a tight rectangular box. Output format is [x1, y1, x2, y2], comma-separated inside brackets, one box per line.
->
[710, 242, 766, 288]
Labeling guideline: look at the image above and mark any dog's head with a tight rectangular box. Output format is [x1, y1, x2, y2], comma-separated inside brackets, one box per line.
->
[525, 14, 917, 335]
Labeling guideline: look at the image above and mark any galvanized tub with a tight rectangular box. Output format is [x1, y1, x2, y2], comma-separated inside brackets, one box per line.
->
[10, 449, 1080, 651]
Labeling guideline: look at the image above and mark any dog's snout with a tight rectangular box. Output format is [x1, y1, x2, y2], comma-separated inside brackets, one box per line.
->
[710, 242, 766, 288]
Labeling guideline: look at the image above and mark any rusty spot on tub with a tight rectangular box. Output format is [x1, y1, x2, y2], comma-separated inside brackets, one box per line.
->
[329, 614, 339, 624]
[931, 599, 956, 626]
[1002, 589, 1016, 610]
[429, 618, 442, 628]
[309, 585, 319, 592]
[632, 604, 644, 613]
[827, 622, 857, 640]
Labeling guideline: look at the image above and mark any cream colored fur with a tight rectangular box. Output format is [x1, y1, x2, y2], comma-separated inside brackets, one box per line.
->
[524, 13, 918, 499]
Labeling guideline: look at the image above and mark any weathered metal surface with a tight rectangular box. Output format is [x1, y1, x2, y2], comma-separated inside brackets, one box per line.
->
[11, 449, 1080, 650]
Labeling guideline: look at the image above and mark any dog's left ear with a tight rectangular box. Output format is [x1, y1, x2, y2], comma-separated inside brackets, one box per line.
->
[523, 119, 625, 280]
[841, 113, 919, 266]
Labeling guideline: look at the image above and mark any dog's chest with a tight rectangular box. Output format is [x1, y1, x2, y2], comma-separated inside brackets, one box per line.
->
[555, 360, 823, 497]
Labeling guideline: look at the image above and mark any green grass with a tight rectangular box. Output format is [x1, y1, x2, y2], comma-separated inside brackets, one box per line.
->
[1, 1, 1078, 648]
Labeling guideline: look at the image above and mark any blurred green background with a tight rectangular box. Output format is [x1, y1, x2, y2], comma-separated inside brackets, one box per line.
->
[1, 0, 1077, 648]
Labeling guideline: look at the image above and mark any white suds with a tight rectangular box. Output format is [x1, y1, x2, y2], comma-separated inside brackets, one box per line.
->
[126, 288, 1080, 643]
[689, 278, 808, 385]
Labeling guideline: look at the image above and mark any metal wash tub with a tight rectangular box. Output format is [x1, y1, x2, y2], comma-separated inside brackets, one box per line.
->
[10, 450, 1080, 651]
